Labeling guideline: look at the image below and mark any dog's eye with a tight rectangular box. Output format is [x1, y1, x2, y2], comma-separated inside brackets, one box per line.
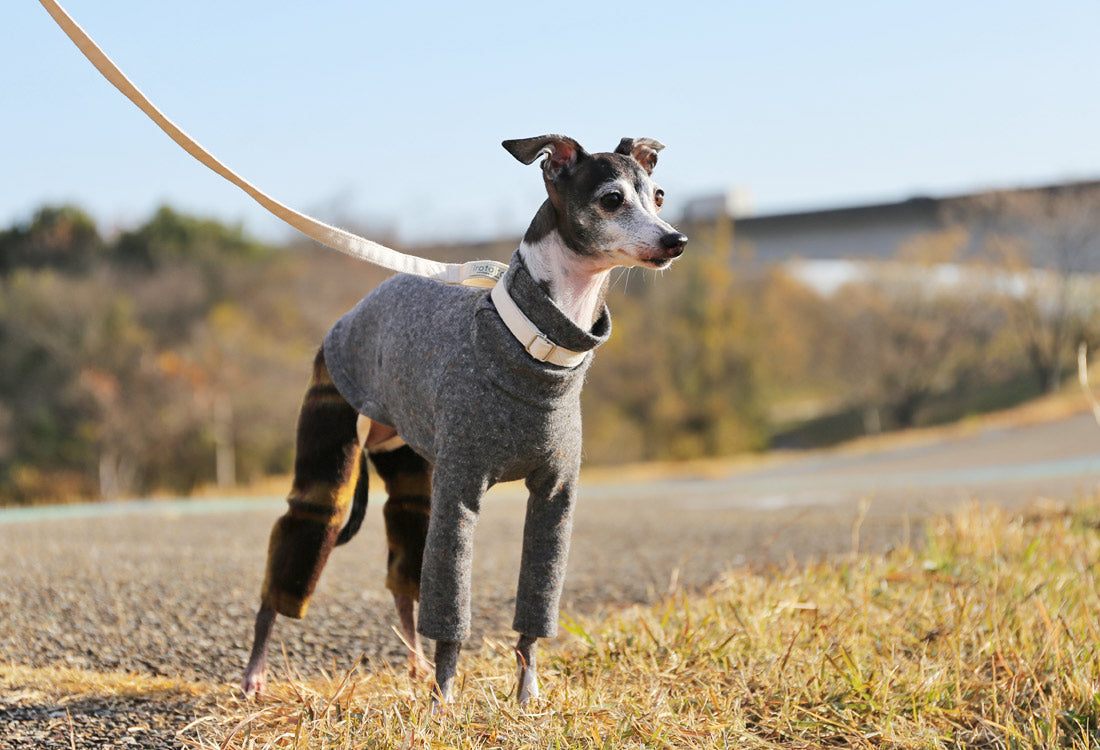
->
[654, 189, 665, 208]
[599, 192, 624, 211]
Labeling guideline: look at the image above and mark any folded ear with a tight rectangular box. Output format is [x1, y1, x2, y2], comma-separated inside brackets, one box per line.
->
[502, 135, 587, 181]
[615, 137, 665, 175]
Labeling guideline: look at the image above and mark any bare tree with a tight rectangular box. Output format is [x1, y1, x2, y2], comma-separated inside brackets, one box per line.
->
[960, 183, 1100, 392]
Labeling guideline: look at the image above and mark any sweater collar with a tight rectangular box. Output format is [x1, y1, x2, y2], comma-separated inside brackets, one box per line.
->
[494, 250, 611, 367]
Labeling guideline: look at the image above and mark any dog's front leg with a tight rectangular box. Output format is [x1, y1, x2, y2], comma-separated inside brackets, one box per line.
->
[515, 633, 539, 705]
[416, 460, 489, 710]
[432, 639, 461, 708]
[510, 465, 580, 705]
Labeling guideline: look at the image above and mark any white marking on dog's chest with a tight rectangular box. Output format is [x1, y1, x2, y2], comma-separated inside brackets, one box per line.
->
[519, 237, 610, 330]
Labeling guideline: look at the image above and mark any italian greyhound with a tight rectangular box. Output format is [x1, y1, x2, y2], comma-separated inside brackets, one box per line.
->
[240, 134, 687, 708]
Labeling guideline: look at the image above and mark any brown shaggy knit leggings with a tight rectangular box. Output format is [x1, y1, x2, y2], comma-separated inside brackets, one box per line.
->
[260, 350, 431, 618]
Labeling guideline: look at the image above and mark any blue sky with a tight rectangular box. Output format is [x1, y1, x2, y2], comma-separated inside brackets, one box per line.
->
[4, 1, 1099, 244]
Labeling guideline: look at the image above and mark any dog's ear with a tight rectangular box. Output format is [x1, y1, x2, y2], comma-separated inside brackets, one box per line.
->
[502, 135, 587, 181]
[615, 137, 665, 175]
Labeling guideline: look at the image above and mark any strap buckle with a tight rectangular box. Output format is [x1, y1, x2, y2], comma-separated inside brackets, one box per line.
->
[525, 333, 558, 362]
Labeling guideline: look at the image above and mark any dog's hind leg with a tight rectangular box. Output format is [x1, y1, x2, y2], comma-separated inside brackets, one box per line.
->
[241, 606, 276, 697]
[242, 349, 360, 697]
[368, 442, 433, 677]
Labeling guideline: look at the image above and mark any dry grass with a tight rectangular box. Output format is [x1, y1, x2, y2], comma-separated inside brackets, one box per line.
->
[4, 498, 1096, 747]
[161, 497, 1100, 749]
[0, 662, 211, 703]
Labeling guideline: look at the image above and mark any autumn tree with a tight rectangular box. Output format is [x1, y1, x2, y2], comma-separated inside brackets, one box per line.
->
[743, 266, 850, 410]
[0, 205, 315, 503]
[831, 229, 1003, 429]
[584, 214, 764, 462]
[0, 205, 102, 274]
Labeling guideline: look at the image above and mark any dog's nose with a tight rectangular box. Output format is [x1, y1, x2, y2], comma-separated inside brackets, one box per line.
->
[660, 232, 688, 257]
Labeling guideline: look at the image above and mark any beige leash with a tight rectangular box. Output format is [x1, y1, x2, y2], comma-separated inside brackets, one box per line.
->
[37, 0, 506, 288]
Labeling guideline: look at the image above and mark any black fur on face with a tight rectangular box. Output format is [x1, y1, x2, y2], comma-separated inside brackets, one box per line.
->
[505, 135, 683, 266]
[524, 152, 657, 258]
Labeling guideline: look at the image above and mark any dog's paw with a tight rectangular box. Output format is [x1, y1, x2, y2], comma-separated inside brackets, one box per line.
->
[408, 654, 433, 680]
[429, 692, 454, 717]
[517, 669, 540, 707]
[240, 668, 267, 699]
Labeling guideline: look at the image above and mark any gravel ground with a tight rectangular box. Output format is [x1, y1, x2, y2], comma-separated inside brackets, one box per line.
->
[0, 697, 197, 749]
[0, 481, 929, 748]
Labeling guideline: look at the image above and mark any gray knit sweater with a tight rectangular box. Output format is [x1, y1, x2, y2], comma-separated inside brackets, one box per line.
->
[323, 250, 611, 641]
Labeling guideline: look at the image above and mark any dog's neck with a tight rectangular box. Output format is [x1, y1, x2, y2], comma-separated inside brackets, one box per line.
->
[518, 231, 612, 331]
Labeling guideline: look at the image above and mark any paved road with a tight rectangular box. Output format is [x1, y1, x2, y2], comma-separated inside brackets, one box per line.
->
[594, 411, 1100, 513]
[1, 412, 1098, 747]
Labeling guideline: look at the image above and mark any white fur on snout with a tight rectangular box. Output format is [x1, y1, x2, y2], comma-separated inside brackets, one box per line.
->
[596, 180, 678, 268]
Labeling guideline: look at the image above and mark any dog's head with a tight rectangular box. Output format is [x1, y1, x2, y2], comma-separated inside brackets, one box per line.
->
[503, 135, 688, 269]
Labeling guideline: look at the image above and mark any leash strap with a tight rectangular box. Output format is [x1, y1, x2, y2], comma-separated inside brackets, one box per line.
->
[37, 0, 506, 288]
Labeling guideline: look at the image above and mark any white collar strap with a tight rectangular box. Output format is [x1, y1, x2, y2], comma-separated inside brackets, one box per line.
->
[490, 280, 589, 368]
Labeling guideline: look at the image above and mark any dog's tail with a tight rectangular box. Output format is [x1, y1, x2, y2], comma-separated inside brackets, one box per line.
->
[335, 450, 369, 546]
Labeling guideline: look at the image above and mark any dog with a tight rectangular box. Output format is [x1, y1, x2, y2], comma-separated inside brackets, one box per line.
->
[240, 134, 687, 707]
